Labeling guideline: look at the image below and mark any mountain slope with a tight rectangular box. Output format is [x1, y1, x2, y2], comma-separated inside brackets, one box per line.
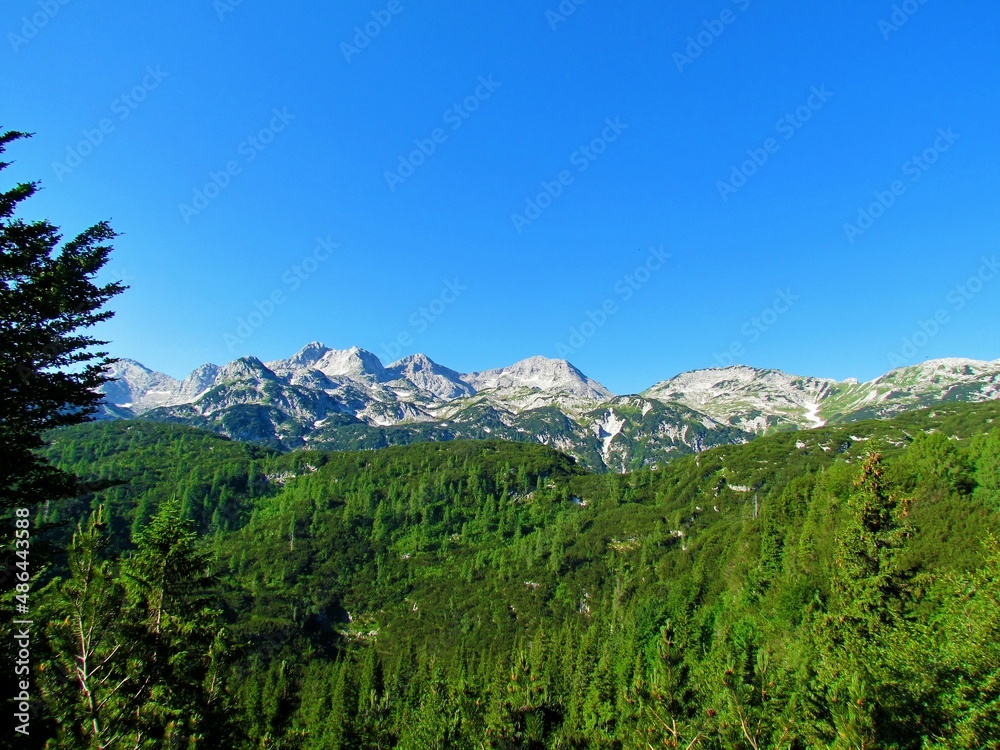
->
[99, 345, 1000, 470]
[36, 401, 1000, 747]
[645, 358, 1000, 433]
[644, 366, 836, 432]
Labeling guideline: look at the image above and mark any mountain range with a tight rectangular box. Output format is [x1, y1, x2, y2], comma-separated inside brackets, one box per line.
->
[99, 344, 1000, 471]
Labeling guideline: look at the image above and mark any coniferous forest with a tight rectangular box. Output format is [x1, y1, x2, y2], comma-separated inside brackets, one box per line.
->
[8, 2, 1000, 747]
[7, 400, 999, 748]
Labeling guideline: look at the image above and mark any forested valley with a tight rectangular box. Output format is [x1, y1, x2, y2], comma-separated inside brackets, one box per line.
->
[9, 401, 1000, 749]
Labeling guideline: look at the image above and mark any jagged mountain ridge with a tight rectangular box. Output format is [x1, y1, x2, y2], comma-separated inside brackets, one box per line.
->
[99, 344, 1000, 471]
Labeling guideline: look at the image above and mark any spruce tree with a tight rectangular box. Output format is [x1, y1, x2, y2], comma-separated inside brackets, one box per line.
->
[120, 500, 233, 746]
[817, 449, 911, 749]
[0, 130, 126, 511]
[834, 449, 908, 636]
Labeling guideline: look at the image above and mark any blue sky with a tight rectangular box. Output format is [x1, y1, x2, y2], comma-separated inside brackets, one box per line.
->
[4, 0, 999, 394]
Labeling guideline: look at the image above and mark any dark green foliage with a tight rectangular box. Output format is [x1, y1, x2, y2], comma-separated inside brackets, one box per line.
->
[0, 130, 125, 512]
[38, 420, 276, 552]
[1, 129, 125, 747]
[37, 503, 237, 748]
[28, 400, 1000, 747]
[36, 510, 131, 748]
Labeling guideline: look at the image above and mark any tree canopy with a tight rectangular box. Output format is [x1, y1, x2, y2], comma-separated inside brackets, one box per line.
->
[26, 401, 1000, 748]
[0, 129, 125, 510]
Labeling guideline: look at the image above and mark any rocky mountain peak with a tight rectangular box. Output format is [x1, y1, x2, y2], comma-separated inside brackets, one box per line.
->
[175, 363, 221, 401]
[99, 358, 179, 412]
[286, 341, 332, 368]
[386, 354, 474, 401]
[217, 357, 277, 384]
[314, 347, 387, 382]
[462, 356, 613, 401]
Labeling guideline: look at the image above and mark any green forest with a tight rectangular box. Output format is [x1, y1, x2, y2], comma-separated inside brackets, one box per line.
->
[7, 400, 1000, 748]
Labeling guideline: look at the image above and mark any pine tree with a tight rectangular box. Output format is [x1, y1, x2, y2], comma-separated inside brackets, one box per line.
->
[647, 620, 691, 722]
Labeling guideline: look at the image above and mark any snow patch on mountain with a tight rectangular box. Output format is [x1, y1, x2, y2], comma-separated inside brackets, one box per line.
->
[591, 410, 626, 463]
[803, 402, 825, 428]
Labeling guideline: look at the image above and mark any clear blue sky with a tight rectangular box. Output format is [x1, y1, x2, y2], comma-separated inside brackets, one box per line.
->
[4, 0, 999, 394]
